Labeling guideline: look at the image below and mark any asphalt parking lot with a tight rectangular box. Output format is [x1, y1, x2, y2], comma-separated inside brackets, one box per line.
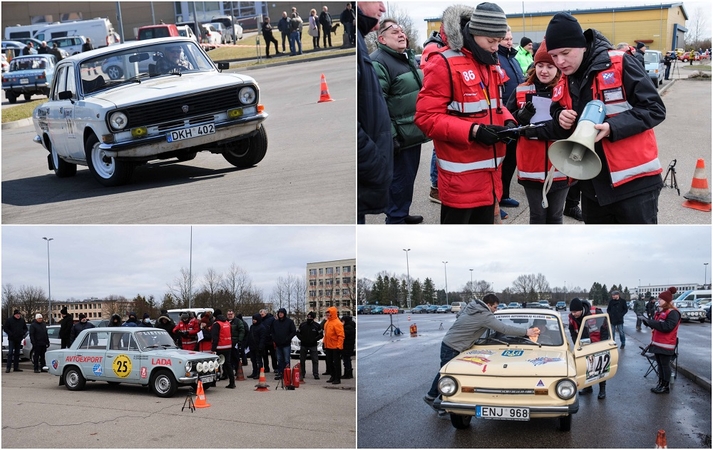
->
[1, 358, 356, 448]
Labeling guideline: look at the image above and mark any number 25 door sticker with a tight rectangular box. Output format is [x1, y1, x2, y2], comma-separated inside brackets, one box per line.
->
[585, 350, 611, 382]
[112, 354, 133, 378]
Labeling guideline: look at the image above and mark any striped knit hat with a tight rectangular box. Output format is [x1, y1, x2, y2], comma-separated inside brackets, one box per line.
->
[467, 2, 508, 38]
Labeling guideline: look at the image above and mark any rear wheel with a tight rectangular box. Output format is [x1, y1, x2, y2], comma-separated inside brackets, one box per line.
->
[85, 133, 134, 186]
[559, 414, 572, 431]
[7, 92, 17, 104]
[450, 414, 472, 429]
[64, 367, 86, 391]
[222, 124, 267, 168]
[50, 141, 77, 177]
[23, 93, 32, 101]
[151, 369, 177, 398]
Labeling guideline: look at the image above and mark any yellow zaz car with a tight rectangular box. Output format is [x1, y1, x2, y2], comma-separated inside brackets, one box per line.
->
[433, 309, 618, 431]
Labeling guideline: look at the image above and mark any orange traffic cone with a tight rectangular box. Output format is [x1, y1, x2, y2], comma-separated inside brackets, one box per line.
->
[236, 362, 245, 381]
[317, 73, 334, 103]
[255, 367, 270, 391]
[410, 323, 417, 337]
[683, 158, 712, 212]
[194, 380, 211, 408]
[655, 429, 667, 448]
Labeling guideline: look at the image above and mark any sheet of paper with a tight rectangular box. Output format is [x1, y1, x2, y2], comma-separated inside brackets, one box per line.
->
[196, 330, 204, 341]
[531, 96, 553, 123]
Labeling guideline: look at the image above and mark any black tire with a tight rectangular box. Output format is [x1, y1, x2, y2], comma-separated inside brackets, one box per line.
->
[700, 318, 706, 323]
[64, 367, 86, 391]
[450, 414, 472, 430]
[107, 381, 121, 386]
[85, 133, 134, 186]
[50, 141, 77, 177]
[105, 65, 123, 80]
[24, 93, 32, 101]
[150, 369, 177, 398]
[176, 151, 197, 162]
[7, 93, 17, 104]
[222, 124, 267, 168]
[559, 414, 572, 432]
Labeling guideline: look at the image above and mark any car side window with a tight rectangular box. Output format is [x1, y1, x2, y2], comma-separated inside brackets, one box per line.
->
[110, 332, 129, 350]
[53, 66, 67, 100]
[66, 65, 77, 99]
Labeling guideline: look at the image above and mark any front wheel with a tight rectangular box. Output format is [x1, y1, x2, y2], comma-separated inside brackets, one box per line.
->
[559, 414, 572, 431]
[50, 141, 77, 177]
[85, 134, 134, 186]
[24, 93, 32, 101]
[450, 414, 472, 429]
[64, 367, 86, 391]
[151, 369, 178, 398]
[222, 124, 267, 168]
[7, 92, 17, 104]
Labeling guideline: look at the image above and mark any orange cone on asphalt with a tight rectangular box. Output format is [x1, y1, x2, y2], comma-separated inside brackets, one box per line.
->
[255, 367, 270, 391]
[194, 380, 211, 408]
[682, 158, 712, 211]
[655, 429, 667, 448]
[236, 362, 245, 381]
[410, 323, 418, 337]
[317, 73, 334, 103]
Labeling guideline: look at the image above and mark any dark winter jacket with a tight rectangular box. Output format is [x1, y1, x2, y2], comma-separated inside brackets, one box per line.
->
[277, 17, 289, 34]
[497, 44, 525, 105]
[59, 314, 73, 340]
[340, 7, 355, 28]
[155, 315, 176, 339]
[645, 299, 657, 318]
[109, 314, 123, 327]
[357, 7, 393, 216]
[567, 300, 604, 343]
[550, 29, 665, 206]
[261, 21, 275, 40]
[342, 316, 356, 356]
[229, 317, 246, 345]
[370, 43, 429, 149]
[260, 313, 276, 344]
[248, 314, 266, 352]
[607, 297, 629, 325]
[270, 308, 296, 347]
[297, 318, 323, 347]
[3, 315, 28, 342]
[70, 321, 95, 344]
[634, 48, 646, 68]
[319, 10, 332, 29]
[29, 320, 50, 348]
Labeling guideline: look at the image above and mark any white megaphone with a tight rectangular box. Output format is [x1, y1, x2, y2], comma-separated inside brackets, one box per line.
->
[547, 100, 605, 180]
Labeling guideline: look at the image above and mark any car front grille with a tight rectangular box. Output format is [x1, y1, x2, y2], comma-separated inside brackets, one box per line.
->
[120, 86, 251, 129]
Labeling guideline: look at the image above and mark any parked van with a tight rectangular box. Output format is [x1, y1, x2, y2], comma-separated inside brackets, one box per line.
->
[137, 23, 180, 40]
[677, 289, 712, 303]
[450, 301, 467, 314]
[5, 23, 50, 41]
[34, 18, 118, 48]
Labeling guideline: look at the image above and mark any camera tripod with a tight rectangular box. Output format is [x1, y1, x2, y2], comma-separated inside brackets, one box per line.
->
[662, 159, 680, 195]
[182, 388, 196, 412]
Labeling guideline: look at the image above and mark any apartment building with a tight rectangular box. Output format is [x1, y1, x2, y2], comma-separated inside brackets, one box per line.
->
[306, 258, 356, 319]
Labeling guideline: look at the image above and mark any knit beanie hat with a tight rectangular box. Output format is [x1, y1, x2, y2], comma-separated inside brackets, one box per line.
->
[520, 36, 532, 47]
[658, 287, 677, 303]
[636, 42, 646, 49]
[534, 39, 554, 65]
[569, 298, 583, 312]
[467, 2, 508, 38]
[545, 12, 586, 51]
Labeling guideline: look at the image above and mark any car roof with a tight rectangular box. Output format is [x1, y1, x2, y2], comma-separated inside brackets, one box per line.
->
[2, 40, 25, 49]
[56, 36, 197, 63]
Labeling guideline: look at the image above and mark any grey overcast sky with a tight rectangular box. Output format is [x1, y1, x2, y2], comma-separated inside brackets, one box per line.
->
[357, 226, 711, 294]
[385, 0, 711, 44]
[1, 225, 355, 302]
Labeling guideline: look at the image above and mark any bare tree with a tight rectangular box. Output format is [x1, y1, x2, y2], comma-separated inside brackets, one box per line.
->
[2, 284, 18, 319]
[365, 4, 421, 53]
[167, 268, 194, 308]
[17, 285, 47, 319]
[221, 263, 253, 311]
[685, 6, 709, 48]
[202, 267, 223, 307]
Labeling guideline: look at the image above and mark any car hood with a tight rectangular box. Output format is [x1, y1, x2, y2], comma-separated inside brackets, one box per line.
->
[443, 347, 571, 377]
[143, 348, 218, 360]
[90, 72, 257, 108]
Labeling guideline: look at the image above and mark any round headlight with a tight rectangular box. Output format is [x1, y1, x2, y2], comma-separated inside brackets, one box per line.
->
[185, 361, 192, 373]
[238, 86, 256, 105]
[438, 376, 458, 396]
[109, 111, 128, 130]
[207, 361, 215, 371]
[196, 362, 204, 372]
[556, 379, 577, 400]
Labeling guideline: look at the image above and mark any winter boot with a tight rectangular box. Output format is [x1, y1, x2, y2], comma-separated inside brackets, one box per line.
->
[343, 369, 353, 379]
[653, 381, 670, 394]
[597, 381, 606, 399]
[651, 379, 664, 393]
[578, 386, 593, 395]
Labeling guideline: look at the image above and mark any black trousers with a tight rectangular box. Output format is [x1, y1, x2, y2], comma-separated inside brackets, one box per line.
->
[441, 203, 495, 224]
[280, 32, 289, 51]
[250, 348, 264, 376]
[33, 345, 47, 370]
[262, 344, 277, 371]
[325, 348, 342, 381]
[322, 25, 332, 46]
[581, 189, 660, 224]
[300, 345, 320, 378]
[500, 140, 517, 199]
[655, 353, 673, 382]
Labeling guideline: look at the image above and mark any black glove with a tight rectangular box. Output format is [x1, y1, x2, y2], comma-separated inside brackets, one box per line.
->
[517, 101, 536, 125]
[475, 124, 508, 145]
[640, 316, 651, 327]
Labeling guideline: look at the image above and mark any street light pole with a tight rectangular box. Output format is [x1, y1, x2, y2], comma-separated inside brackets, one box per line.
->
[403, 249, 411, 310]
[42, 237, 53, 324]
[469, 268, 474, 298]
[442, 261, 449, 305]
[704, 263, 709, 288]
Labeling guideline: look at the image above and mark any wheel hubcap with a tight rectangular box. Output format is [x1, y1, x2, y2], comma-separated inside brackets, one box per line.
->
[156, 376, 170, 393]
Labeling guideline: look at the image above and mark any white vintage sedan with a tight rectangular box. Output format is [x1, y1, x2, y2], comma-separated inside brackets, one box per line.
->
[45, 327, 221, 397]
[32, 37, 268, 186]
[432, 310, 618, 431]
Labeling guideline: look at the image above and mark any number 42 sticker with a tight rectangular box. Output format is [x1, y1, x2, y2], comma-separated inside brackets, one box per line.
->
[585, 350, 611, 382]
[112, 354, 133, 378]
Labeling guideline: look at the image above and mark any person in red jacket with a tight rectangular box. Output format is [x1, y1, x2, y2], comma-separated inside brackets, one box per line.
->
[641, 287, 681, 394]
[506, 39, 570, 223]
[173, 313, 199, 350]
[211, 309, 236, 389]
[415, 2, 518, 224]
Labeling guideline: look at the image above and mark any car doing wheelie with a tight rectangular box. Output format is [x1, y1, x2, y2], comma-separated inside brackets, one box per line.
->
[32, 37, 268, 186]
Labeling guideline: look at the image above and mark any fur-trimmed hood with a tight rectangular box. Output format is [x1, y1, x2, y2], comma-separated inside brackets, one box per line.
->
[441, 4, 475, 52]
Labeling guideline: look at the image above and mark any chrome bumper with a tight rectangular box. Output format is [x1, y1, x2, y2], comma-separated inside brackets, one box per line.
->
[433, 397, 579, 417]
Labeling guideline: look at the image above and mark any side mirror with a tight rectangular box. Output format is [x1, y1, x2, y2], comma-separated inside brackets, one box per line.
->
[58, 91, 72, 100]
[217, 62, 229, 71]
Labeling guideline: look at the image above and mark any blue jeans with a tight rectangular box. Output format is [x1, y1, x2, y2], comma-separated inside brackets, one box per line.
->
[613, 323, 626, 345]
[6, 340, 21, 370]
[289, 31, 302, 55]
[430, 148, 438, 188]
[427, 342, 461, 398]
[276, 345, 291, 377]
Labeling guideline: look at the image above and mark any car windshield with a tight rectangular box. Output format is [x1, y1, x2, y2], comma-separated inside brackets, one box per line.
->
[134, 330, 177, 350]
[477, 314, 564, 347]
[675, 301, 695, 308]
[79, 41, 214, 94]
[9, 56, 50, 71]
